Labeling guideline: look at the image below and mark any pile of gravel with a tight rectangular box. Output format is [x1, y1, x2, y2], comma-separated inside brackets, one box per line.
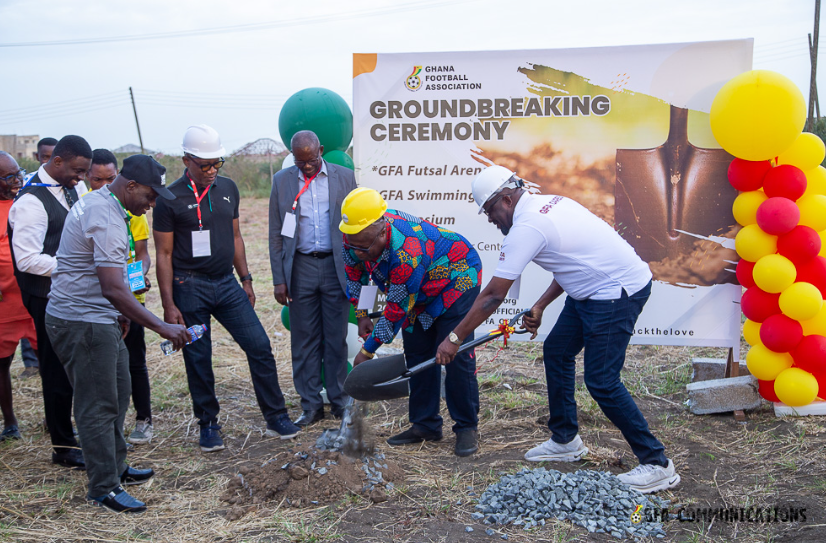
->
[473, 468, 669, 539]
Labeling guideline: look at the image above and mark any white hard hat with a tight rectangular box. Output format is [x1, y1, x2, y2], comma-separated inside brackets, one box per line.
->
[472, 165, 521, 214]
[181, 124, 226, 159]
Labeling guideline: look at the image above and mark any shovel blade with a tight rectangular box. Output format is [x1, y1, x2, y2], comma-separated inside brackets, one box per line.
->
[344, 353, 411, 401]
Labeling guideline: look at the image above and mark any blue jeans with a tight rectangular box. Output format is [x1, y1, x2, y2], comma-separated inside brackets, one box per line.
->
[543, 281, 667, 466]
[172, 272, 288, 428]
[402, 285, 480, 435]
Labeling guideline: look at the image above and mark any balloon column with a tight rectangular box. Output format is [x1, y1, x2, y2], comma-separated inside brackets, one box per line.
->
[711, 70, 826, 407]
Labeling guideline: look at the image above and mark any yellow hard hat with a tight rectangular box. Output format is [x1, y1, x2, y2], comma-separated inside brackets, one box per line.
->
[340, 187, 387, 234]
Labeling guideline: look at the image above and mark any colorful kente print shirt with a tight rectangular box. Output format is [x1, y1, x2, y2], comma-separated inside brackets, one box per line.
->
[343, 209, 482, 354]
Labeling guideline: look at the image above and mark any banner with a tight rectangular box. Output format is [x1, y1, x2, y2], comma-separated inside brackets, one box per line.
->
[353, 40, 752, 350]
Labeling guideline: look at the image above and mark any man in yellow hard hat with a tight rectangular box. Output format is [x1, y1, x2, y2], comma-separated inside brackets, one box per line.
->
[340, 188, 483, 457]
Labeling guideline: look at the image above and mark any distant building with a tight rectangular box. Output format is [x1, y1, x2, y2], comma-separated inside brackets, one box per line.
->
[113, 143, 156, 154]
[0, 134, 39, 160]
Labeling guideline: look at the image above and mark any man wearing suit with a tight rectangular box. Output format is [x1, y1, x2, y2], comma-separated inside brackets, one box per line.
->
[269, 131, 357, 426]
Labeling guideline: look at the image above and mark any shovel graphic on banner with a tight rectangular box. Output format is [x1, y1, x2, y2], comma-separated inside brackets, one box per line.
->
[615, 105, 738, 264]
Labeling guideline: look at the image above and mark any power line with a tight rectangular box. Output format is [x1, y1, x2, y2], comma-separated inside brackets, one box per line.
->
[0, 101, 130, 125]
[0, 91, 124, 115]
[0, 0, 478, 48]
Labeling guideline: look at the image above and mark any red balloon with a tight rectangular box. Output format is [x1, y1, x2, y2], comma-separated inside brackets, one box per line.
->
[756, 197, 801, 235]
[796, 256, 826, 298]
[760, 314, 804, 352]
[792, 334, 826, 373]
[728, 158, 772, 191]
[736, 259, 756, 288]
[812, 371, 826, 399]
[758, 379, 781, 402]
[763, 164, 808, 200]
[777, 225, 822, 264]
[741, 287, 782, 323]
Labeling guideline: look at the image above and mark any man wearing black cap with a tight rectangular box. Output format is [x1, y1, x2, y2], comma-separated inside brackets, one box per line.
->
[46, 155, 190, 513]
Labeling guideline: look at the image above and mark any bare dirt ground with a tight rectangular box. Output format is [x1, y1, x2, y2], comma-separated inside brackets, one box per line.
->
[1, 198, 824, 542]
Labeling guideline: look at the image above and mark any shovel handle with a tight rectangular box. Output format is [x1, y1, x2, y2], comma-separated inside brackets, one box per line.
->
[402, 309, 531, 378]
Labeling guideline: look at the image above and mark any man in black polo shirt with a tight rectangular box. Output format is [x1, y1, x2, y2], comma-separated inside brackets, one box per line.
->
[153, 125, 300, 452]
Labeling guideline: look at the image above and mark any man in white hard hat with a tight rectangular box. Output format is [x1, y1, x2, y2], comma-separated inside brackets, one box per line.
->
[435, 165, 680, 494]
[153, 125, 300, 452]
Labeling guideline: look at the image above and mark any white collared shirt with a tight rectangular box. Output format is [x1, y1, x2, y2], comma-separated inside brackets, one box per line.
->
[8, 165, 88, 277]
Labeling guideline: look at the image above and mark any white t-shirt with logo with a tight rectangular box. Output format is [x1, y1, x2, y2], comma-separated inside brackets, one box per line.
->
[492, 193, 652, 301]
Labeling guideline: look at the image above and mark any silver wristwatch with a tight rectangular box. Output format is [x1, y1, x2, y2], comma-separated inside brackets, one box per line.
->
[448, 331, 462, 345]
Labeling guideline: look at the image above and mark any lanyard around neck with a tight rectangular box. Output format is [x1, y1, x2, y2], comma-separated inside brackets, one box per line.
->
[186, 172, 213, 231]
[291, 170, 320, 212]
[108, 192, 136, 261]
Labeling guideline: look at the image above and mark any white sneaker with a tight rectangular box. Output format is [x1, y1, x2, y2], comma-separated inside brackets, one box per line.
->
[617, 459, 680, 493]
[128, 420, 153, 445]
[524, 435, 588, 462]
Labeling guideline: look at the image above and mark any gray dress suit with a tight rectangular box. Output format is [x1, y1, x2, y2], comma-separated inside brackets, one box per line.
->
[269, 162, 357, 412]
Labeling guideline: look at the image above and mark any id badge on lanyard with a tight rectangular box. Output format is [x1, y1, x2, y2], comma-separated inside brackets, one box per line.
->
[282, 171, 319, 239]
[189, 178, 212, 257]
[358, 261, 380, 310]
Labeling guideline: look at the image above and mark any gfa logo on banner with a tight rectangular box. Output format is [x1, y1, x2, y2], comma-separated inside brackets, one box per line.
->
[405, 66, 422, 91]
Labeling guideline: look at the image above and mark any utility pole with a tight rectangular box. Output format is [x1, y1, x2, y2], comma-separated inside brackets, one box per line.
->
[129, 87, 145, 154]
[810, 33, 821, 120]
[808, 0, 821, 131]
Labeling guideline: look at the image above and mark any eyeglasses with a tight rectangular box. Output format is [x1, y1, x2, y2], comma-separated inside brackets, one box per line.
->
[482, 192, 505, 217]
[294, 154, 322, 168]
[186, 155, 225, 172]
[344, 220, 386, 253]
[0, 169, 26, 183]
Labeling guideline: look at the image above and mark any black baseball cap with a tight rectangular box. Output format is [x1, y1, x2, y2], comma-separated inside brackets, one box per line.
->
[121, 154, 175, 200]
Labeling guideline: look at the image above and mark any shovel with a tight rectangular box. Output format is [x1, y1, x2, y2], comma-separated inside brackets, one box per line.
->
[344, 310, 530, 402]
[615, 105, 737, 263]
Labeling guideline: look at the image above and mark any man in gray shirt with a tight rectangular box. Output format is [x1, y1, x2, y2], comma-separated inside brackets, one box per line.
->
[46, 155, 189, 513]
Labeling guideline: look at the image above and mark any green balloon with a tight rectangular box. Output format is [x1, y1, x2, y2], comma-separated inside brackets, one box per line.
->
[348, 304, 357, 325]
[279, 88, 353, 152]
[280, 305, 290, 331]
[323, 150, 354, 170]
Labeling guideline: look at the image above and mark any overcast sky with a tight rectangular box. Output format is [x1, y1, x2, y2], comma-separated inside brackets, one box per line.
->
[0, 0, 819, 154]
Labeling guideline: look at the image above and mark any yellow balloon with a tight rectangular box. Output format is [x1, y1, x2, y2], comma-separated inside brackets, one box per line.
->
[774, 367, 819, 407]
[743, 319, 762, 346]
[735, 224, 778, 262]
[732, 190, 768, 226]
[753, 254, 797, 293]
[710, 70, 807, 161]
[804, 166, 826, 197]
[797, 194, 826, 231]
[777, 132, 826, 171]
[779, 281, 823, 321]
[800, 303, 826, 335]
[746, 344, 794, 380]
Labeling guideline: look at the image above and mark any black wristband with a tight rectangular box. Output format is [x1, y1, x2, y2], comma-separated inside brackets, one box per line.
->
[239, 273, 253, 283]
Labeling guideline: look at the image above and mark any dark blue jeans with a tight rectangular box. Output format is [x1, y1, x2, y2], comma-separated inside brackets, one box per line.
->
[543, 281, 667, 466]
[173, 272, 288, 428]
[402, 285, 480, 435]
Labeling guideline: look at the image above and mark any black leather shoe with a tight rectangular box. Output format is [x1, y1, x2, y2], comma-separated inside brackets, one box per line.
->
[455, 430, 479, 457]
[52, 448, 86, 469]
[293, 409, 324, 427]
[387, 427, 442, 445]
[330, 406, 346, 420]
[121, 466, 155, 486]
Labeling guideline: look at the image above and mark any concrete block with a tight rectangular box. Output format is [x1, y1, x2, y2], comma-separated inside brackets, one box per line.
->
[774, 400, 826, 417]
[686, 375, 761, 415]
[691, 357, 750, 383]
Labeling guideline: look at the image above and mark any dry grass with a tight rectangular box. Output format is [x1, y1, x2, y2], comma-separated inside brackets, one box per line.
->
[1, 198, 825, 542]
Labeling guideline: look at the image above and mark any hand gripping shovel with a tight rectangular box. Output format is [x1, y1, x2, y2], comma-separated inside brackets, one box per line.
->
[343, 310, 530, 402]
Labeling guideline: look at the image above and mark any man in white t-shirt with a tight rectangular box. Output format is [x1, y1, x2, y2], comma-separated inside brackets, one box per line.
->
[435, 165, 679, 494]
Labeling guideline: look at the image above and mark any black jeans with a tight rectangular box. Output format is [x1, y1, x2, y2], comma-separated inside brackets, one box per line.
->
[402, 285, 480, 435]
[172, 272, 289, 428]
[543, 280, 667, 466]
[124, 303, 150, 422]
[21, 292, 78, 454]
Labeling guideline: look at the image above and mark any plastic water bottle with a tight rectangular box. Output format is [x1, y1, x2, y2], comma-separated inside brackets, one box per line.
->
[160, 324, 208, 355]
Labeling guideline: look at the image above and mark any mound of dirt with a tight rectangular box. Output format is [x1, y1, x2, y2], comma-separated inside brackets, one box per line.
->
[222, 446, 403, 515]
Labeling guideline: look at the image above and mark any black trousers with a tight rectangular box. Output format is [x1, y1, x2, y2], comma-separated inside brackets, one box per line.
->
[124, 304, 150, 422]
[21, 292, 79, 454]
